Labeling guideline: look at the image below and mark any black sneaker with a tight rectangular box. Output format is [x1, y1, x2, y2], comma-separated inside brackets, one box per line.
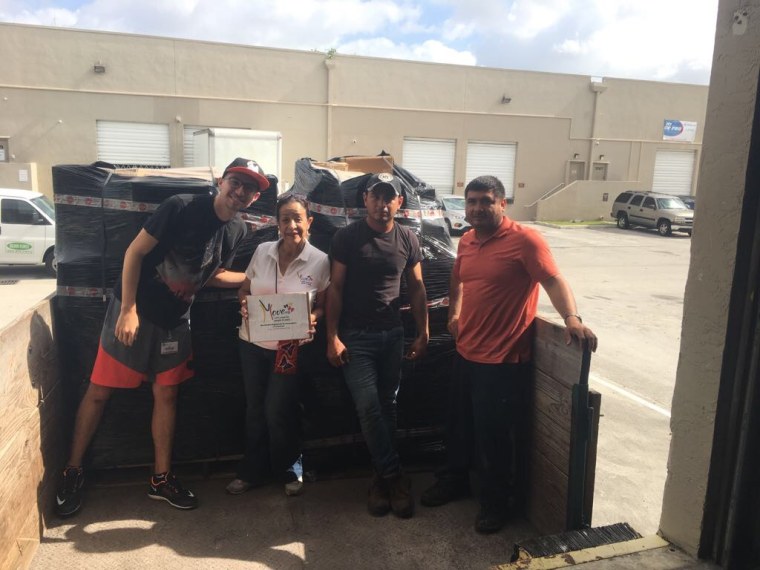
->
[55, 466, 85, 517]
[420, 477, 470, 507]
[148, 472, 198, 510]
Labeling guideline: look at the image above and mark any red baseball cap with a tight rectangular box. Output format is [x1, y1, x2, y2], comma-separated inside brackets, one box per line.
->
[223, 158, 270, 191]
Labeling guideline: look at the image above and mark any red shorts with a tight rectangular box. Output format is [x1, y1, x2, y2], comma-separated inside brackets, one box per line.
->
[90, 298, 194, 389]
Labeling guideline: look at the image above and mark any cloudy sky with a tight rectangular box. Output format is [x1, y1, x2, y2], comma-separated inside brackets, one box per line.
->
[1, 0, 719, 84]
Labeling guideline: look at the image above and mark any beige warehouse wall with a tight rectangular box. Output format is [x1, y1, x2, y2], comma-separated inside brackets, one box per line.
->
[595, 78, 708, 142]
[0, 87, 327, 195]
[0, 22, 707, 211]
[329, 56, 596, 137]
[0, 24, 327, 103]
[534, 180, 648, 221]
[659, 0, 759, 555]
[0, 163, 38, 192]
[331, 107, 573, 219]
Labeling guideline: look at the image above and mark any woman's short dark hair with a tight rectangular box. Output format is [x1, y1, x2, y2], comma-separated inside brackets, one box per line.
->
[464, 176, 506, 199]
[275, 193, 311, 220]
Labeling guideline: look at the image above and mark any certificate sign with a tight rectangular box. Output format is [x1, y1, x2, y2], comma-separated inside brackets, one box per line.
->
[247, 292, 311, 342]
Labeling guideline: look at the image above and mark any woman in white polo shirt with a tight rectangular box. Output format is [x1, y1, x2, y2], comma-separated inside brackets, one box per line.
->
[227, 194, 330, 497]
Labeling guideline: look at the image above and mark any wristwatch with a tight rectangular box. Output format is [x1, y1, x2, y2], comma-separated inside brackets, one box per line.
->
[564, 314, 582, 324]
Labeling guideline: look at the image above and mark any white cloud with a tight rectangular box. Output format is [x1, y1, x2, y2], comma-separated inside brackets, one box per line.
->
[553, 0, 717, 81]
[0, 0, 427, 52]
[0, 0, 718, 82]
[440, 18, 474, 41]
[19, 7, 78, 26]
[439, 0, 572, 40]
[436, 0, 716, 82]
[338, 36, 476, 65]
[506, 0, 572, 39]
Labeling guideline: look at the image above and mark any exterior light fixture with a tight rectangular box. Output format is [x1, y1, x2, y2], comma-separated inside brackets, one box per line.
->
[599, 154, 605, 160]
[501, 95, 512, 104]
[93, 64, 106, 74]
[573, 153, 580, 159]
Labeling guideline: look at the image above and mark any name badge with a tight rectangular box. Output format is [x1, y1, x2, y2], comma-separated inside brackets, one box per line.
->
[161, 341, 179, 355]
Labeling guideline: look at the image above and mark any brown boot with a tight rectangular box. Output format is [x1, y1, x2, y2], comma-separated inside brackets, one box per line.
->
[367, 474, 391, 517]
[387, 471, 414, 518]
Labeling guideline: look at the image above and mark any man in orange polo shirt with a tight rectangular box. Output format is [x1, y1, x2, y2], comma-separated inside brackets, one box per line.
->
[421, 175, 597, 534]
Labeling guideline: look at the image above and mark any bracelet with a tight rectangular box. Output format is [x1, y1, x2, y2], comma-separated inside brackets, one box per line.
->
[564, 314, 582, 324]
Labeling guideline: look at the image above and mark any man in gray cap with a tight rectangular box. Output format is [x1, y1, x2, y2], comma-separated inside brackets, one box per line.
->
[327, 172, 429, 518]
[55, 158, 268, 517]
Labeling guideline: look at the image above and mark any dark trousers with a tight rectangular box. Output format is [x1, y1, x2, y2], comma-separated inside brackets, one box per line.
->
[438, 354, 530, 509]
[237, 340, 307, 483]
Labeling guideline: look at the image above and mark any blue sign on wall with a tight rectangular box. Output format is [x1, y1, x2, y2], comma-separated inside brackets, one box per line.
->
[663, 119, 697, 142]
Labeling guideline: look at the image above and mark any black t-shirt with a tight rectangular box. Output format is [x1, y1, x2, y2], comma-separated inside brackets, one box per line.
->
[330, 219, 422, 329]
[114, 193, 246, 328]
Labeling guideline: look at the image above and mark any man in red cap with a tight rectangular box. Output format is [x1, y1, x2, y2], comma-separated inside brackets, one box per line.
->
[55, 158, 268, 517]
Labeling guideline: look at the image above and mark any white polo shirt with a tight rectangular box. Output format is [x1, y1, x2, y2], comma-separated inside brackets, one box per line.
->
[238, 239, 330, 349]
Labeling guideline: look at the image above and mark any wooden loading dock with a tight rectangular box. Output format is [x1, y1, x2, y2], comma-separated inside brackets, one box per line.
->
[0, 298, 599, 569]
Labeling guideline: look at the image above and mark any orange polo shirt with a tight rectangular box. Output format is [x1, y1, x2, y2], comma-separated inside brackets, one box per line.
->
[453, 216, 559, 364]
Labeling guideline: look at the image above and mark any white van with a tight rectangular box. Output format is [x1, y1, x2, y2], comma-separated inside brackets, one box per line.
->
[0, 188, 56, 274]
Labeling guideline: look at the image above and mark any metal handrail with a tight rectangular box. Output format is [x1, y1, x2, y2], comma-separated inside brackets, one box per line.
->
[525, 182, 565, 207]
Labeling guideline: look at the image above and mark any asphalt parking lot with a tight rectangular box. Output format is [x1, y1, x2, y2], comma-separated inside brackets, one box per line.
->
[0, 264, 56, 330]
[534, 223, 691, 535]
[2, 223, 689, 538]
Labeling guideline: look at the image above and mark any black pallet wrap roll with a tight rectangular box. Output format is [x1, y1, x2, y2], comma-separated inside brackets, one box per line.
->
[52, 164, 109, 265]
[52, 165, 274, 466]
[289, 155, 458, 470]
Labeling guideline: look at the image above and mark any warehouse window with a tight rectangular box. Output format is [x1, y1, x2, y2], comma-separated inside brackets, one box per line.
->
[96, 121, 170, 168]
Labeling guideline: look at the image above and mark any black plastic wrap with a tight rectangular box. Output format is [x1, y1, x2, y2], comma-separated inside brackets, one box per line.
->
[51, 295, 108, 396]
[290, 156, 459, 465]
[54, 157, 459, 470]
[52, 165, 277, 467]
[102, 175, 214, 270]
[53, 165, 110, 265]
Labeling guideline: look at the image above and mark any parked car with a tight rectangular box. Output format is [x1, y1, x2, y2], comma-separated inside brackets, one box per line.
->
[678, 194, 696, 210]
[610, 190, 693, 236]
[0, 188, 57, 274]
[438, 193, 471, 235]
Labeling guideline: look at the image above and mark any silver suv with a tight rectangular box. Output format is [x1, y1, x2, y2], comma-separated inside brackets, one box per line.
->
[611, 191, 694, 236]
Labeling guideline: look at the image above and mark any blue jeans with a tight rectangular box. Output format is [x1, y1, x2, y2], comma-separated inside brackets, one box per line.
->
[340, 326, 404, 477]
[437, 354, 531, 509]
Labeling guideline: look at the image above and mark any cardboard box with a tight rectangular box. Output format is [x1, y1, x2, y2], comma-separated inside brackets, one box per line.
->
[312, 160, 349, 171]
[342, 155, 394, 174]
[247, 292, 312, 342]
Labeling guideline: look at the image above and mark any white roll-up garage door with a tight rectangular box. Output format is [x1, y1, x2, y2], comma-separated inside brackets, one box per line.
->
[652, 150, 695, 195]
[402, 138, 456, 194]
[96, 121, 170, 168]
[465, 141, 517, 200]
